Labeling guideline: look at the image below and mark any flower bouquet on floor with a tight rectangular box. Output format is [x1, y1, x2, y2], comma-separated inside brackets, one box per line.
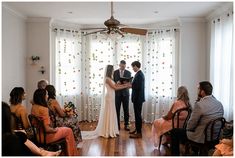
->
[64, 101, 78, 117]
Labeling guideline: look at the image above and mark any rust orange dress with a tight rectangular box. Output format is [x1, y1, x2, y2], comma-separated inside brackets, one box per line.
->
[10, 104, 30, 129]
[152, 100, 188, 148]
[31, 104, 78, 156]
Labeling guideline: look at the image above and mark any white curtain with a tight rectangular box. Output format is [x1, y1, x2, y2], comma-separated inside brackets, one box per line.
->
[143, 29, 177, 122]
[209, 10, 234, 121]
[81, 34, 115, 121]
[54, 29, 83, 121]
[53, 29, 178, 123]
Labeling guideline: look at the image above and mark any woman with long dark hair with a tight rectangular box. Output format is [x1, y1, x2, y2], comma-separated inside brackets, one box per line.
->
[10, 87, 30, 130]
[2, 101, 61, 156]
[46, 84, 82, 145]
[31, 89, 78, 156]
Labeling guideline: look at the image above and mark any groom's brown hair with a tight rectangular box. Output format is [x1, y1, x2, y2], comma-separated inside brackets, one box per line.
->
[131, 61, 141, 68]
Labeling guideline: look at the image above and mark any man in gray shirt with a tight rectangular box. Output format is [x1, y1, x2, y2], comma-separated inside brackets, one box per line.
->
[171, 81, 224, 156]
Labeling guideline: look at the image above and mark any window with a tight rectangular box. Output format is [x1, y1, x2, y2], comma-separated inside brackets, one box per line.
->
[54, 29, 178, 122]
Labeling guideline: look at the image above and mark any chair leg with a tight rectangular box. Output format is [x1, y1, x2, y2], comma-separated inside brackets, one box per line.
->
[199, 146, 208, 156]
[184, 142, 191, 155]
[158, 135, 163, 149]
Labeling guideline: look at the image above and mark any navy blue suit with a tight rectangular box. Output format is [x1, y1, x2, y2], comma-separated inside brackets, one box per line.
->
[131, 70, 145, 133]
[113, 69, 131, 130]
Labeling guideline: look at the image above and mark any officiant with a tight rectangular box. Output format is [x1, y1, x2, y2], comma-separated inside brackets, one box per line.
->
[113, 60, 131, 131]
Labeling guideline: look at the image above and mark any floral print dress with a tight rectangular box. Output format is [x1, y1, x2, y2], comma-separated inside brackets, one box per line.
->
[48, 99, 82, 144]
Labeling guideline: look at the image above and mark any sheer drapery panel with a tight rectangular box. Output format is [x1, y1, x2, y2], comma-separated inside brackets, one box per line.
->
[53, 29, 178, 122]
[209, 10, 234, 121]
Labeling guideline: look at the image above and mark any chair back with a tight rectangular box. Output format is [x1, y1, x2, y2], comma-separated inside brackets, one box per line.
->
[204, 117, 226, 143]
[48, 108, 57, 128]
[172, 107, 192, 129]
[28, 114, 47, 145]
[11, 112, 24, 130]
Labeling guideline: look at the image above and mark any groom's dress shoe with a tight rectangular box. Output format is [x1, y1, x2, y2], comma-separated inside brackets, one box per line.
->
[129, 130, 136, 134]
[129, 133, 142, 138]
[124, 125, 130, 131]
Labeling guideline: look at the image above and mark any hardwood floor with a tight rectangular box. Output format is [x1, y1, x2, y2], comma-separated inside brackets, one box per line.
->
[77, 121, 171, 156]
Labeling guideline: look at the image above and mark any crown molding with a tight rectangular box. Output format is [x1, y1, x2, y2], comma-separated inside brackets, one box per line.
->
[2, 3, 27, 20]
[206, 2, 233, 21]
[137, 19, 180, 29]
[51, 19, 82, 30]
[178, 17, 206, 23]
[26, 17, 52, 23]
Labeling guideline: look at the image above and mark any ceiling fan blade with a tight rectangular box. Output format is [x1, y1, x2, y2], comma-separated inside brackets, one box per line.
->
[83, 29, 107, 36]
[115, 29, 124, 37]
[120, 28, 147, 36]
[80, 28, 106, 30]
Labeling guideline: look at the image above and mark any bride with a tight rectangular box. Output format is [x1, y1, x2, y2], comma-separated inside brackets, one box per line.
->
[82, 65, 130, 139]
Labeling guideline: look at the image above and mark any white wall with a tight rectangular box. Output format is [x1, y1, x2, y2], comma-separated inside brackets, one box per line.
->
[178, 18, 208, 102]
[26, 18, 51, 111]
[2, 6, 26, 103]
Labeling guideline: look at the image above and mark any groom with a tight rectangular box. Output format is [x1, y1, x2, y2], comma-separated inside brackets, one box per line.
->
[129, 61, 145, 138]
[113, 60, 131, 131]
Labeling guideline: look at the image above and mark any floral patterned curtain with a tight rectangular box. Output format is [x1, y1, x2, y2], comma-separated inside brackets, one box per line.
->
[54, 28, 178, 122]
[54, 29, 83, 121]
[81, 34, 115, 121]
[143, 29, 177, 122]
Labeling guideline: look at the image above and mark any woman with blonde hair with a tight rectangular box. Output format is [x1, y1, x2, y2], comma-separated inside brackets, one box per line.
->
[152, 86, 190, 148]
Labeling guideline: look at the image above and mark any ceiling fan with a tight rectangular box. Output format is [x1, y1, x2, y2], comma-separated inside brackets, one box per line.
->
[82, 2, 147, 37]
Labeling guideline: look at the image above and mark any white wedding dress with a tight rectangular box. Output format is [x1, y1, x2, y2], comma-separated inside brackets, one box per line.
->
[81, 78, 119, 139]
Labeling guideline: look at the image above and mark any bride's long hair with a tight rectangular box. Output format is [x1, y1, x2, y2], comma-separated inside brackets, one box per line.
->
[105, 65, 114, 78]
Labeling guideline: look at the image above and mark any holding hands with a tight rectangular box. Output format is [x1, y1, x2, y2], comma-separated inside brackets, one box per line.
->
[117, 81, 131, 89]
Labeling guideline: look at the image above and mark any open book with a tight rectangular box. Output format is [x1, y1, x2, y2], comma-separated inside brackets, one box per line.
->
[119, 77, 133, 84]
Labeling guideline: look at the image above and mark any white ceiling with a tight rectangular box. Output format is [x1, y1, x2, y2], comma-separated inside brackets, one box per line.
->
[3, 2, 230, 25]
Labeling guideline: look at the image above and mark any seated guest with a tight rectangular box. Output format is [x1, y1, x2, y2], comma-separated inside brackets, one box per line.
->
[2, 101, 61, 156]
[45, 85, 82, 145]
[30, 79, 49, 105]
[9, 87, 30, 130]
[213, 138, 233, 156]
[171, 81, 224, 156]
[31, 89, 78, 156]
[152, 86, 190, 148]
[37, 79, 49, 89]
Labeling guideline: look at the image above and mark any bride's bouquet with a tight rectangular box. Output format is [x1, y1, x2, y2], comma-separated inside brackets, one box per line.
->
[64, 101, 78, 117]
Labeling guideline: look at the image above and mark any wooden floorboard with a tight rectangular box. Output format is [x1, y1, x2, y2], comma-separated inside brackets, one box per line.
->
[77, 121, 171, 156]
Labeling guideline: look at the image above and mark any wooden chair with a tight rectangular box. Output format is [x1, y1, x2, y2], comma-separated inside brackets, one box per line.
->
[11, 112, 24, 130]
[28, 114, 67, 155]
[158, 107, 192, 149]
[185, 117, 226, 156]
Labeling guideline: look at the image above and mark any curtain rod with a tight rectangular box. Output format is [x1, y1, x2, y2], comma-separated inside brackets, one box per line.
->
[53, 28, 79, 33]
[212, 11, 233, 24]
[147, 28, 179, 34]
[53, 27, 179, 35]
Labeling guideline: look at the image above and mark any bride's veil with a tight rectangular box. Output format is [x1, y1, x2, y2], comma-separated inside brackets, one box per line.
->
[95, 65, 107, 133]
[81, 65, 108, 139]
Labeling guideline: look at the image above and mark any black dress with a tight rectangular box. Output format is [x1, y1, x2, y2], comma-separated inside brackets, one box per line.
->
[2, 131, 34, 156]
